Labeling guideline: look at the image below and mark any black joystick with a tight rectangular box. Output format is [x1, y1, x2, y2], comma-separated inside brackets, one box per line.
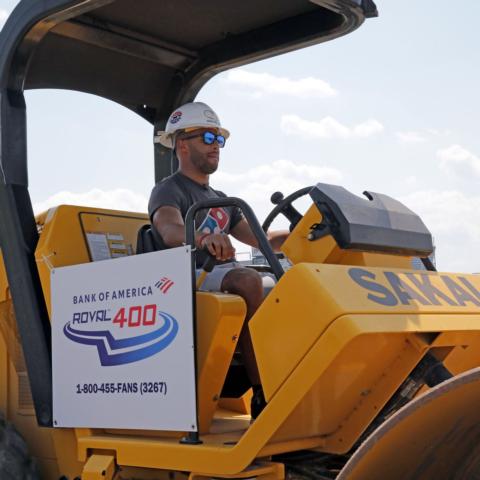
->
[270, 191, 284, 205]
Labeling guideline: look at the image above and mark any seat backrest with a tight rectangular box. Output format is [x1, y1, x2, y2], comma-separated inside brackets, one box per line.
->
[136, 224, 159, 254]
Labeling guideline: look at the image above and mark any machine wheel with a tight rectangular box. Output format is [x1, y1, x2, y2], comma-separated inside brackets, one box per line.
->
[337, 367, 480, 480]
[0, 411, 40, 480]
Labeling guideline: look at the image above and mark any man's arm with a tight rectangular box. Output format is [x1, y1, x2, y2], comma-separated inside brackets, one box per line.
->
[152, 206, 236, 261]
[230, 218, 289, 252]
[152, 206, 186, 247]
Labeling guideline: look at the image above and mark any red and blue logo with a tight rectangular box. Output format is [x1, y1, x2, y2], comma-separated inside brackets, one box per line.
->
[170, 110, 182, 124]
[64, 305, 178, 366]
[155, 277, 174, 294]
[198, 207, 229, 234]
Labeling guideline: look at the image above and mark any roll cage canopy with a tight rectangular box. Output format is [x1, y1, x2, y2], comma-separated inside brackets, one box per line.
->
[0, 0, 377, 427]
[1, 0, 377, 182]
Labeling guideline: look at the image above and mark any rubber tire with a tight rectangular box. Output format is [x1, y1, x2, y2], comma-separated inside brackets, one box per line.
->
[0, 412, 40, 480]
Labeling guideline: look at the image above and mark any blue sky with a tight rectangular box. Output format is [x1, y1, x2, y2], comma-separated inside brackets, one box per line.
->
[1, 1, 480, 272]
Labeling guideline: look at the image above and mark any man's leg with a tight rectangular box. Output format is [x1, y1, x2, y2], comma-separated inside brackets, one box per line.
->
[221, 268, 266, 418]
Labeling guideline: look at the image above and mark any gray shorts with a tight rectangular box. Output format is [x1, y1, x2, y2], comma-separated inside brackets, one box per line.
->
[196, 262, 276, 295]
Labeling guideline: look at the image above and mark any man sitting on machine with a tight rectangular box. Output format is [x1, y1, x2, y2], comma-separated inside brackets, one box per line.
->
[149, 102, 287, 418]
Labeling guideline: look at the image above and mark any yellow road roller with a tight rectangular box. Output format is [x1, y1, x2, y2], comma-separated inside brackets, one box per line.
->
[2, 1, 480, 479]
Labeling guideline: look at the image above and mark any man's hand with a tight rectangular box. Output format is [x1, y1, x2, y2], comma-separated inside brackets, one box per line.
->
[231, 218, 289, 252]
[200, 233, 236, 261]
[152, 207, 236, 260]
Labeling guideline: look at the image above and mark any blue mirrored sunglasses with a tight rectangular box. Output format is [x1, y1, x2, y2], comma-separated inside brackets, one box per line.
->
[181, 131, 226, 148]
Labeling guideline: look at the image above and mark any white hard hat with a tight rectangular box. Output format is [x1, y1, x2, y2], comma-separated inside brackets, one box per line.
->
[154, 102, 230, 149]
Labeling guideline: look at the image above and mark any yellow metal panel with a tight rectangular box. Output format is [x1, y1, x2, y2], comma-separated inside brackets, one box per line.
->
[82, 454, 115, 480]
[0, 306, 9, 413]
[250, 263, 480, 400]
[117, 467, 189, 479]
[270, 332, 423, 444]
[218, 391, 252, 414]
[443, 334, 480, 374]
[281, 204, 336, 265]
[35, 205, 148, 315]
[340, 251, 411, 268]
[52, 429, 84, 479]
[196, 292, 246, 433]
[189, 461, 284, 479]
[250, 264, 344, 399]
[0, 251, 8, 303]
[79, 211, 145, 258]
[265, 314, 480, 454]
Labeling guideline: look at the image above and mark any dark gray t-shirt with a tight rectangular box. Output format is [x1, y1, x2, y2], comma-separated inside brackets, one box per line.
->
[148, 172, 243, 266]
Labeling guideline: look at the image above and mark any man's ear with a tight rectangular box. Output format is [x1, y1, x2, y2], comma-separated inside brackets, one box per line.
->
[176, 139, 189, 157]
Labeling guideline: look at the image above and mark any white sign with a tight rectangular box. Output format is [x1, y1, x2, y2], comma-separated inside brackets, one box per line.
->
[52, 246, 197, 431]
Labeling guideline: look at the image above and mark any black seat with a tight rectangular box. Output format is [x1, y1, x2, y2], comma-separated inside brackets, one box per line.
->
[136, 224, 161, 254]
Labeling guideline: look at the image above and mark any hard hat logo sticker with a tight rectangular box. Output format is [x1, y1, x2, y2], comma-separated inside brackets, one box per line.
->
[170, 111, 182, 124]
[203, 109, 217, 122]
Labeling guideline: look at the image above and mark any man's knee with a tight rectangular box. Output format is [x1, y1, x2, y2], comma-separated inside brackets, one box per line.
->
[221, 267, 263, 299]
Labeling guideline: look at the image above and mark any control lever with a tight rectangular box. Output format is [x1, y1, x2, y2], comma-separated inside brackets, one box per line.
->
[270, 191, 285, 205]
[196, 253, 216, 289]
[270, 191, 303, 231]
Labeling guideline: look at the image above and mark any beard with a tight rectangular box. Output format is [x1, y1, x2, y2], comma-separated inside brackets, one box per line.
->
[190, 147, 219, 174]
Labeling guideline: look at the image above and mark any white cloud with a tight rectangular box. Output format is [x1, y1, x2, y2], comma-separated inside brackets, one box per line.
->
[32, 158, 340, 228]
[427, 128, 452, 137]
[214, 158, 342, 224]
[400, 189, 480, 272]
[352, 120, 385, 138]
[437, 144, 480, 178]
[33, 188, 148, 215]
[281, 114, 384, 140]
[0, 9, 8, 28]
[225, 69, 337, 98]
[396, 131, 427, 143]
[396, 129, 453, 144]
[406, 175, 418, 186]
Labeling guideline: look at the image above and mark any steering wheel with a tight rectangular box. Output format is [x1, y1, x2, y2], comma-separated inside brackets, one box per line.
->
[262, 186, 314, 232]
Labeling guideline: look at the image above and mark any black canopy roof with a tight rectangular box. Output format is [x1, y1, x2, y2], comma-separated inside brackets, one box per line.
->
[2, 0, 377, 123]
